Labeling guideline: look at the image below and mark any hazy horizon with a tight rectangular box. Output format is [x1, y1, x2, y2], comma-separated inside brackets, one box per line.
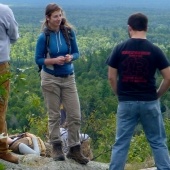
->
[0, 0, 170, 9]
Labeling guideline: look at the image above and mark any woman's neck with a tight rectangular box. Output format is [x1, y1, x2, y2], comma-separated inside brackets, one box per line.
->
[48, 24, 60, 32]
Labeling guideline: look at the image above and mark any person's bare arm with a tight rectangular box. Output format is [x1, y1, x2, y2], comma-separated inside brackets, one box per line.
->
[157, 67, 170, 98]
[108, 66, 118, 95]
[7, 137, 13, 144]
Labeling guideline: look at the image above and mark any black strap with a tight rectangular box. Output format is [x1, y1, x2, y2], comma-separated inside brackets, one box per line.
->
[9, 133, 26, 147]
[45, 30, 50, 56]
[38, 29, 51, 73]
[60, 26, 71, 54]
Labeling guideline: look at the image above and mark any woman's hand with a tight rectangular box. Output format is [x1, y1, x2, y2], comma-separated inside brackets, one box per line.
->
[45, 56, 65, 65]
[45, 55, 73, 65]
[55, 56, 66, 65]
[65, 54, 73, 63]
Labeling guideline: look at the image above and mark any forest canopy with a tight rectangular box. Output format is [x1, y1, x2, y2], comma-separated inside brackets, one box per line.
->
[3, 4, 170, 164]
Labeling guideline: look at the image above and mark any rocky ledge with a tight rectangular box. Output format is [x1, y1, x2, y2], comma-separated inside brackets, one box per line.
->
[0, 154, 109, 170]
[0, 154, 158, 170]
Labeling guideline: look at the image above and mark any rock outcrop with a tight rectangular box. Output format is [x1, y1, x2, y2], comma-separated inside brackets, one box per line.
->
[0, 154, 109, 170]
[0, 153, 158, 170]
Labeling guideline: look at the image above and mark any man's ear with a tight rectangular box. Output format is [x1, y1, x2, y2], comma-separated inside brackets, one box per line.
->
[128, 25, 132, 32]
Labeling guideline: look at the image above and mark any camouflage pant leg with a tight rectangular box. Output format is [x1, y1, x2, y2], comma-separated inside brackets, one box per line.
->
[0, 62, 10, 153]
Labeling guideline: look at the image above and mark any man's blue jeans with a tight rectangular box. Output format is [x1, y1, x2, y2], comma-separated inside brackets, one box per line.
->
[109, 100, 170, 170]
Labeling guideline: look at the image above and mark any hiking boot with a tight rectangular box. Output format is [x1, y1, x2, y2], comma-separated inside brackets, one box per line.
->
[0, 152, 19, 164]
[52, 142, 65, 161]
[66, 145, 89, 164]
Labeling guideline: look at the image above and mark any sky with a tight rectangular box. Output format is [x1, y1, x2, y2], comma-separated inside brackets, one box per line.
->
[0, 0, 170, 8]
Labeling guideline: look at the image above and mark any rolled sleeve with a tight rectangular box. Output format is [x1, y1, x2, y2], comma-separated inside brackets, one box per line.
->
[6, 8, 19, 44]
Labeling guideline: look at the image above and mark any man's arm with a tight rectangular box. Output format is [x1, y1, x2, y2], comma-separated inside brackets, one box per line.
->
[108, 66, 118, 95]
[157, 67, 170, 98]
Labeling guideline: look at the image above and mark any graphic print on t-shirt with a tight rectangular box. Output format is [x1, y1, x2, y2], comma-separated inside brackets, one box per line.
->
[121, 51, 151, 83]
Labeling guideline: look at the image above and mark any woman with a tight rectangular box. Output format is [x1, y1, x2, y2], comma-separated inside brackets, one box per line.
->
[35, 3, 89, 164]
[7, 133, 40, 155]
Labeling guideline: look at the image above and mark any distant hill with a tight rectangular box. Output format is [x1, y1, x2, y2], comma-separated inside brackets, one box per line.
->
[0, 0, 170, 8]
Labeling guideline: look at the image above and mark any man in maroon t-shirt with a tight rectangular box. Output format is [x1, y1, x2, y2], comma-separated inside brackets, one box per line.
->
[106, 13, 170, 170]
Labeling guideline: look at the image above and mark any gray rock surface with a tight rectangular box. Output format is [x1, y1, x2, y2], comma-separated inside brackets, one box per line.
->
[0, 154, 157, 170]
[0, 154, 109, 170]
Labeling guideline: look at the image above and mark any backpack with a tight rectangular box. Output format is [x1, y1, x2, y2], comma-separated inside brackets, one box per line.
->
[9, 133, 46, 156]
[37, 26, 72, 73]
[60, 128, 93, 160]
[80, 138, 93, 160]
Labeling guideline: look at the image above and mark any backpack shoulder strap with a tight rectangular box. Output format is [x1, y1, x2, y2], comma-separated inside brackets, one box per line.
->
[60, 26, 72, 54]
[38, 28, 51, 73]
[44, 28, 51, 55]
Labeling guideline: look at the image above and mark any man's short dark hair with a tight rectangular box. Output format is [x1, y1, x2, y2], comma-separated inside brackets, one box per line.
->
[127, 13, 148, 31]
